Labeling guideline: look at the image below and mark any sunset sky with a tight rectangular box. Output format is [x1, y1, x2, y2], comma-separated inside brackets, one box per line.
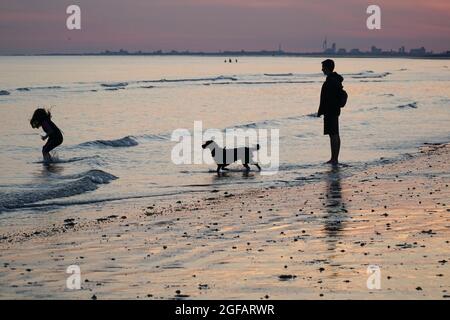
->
[1, 0, 449, 54]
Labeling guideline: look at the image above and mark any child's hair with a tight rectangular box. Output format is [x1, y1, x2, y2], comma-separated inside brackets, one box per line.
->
[30, 108, 51, 128]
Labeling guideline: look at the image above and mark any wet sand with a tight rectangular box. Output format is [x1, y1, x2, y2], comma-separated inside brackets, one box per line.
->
[0, 143, 449, 299]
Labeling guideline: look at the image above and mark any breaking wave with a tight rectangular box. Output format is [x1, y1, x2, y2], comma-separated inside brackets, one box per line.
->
[0, 170, 117, 212]
[264, 73, 294, 77]
[79, 136, 139, 148]
[16, 86, 63, 91]
[140, 75, 238, 83]
[101, 82, 129, 88]
[397, 102, 418, 109]
[349, 71, 391, 79]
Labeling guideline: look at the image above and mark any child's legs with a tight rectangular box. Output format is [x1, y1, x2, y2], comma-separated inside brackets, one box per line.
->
[42, 138, 62, 161]
[42, 152, 52, 162]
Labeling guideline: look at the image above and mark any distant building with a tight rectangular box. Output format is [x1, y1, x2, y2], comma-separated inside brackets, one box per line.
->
[337, 48, 347, 54]
[349, 48, 361, 54]
[324, 42, 336, 54]
[371, 46, 382, 54]
[409, 47, 426, 56]
[399, 46, 406, 54]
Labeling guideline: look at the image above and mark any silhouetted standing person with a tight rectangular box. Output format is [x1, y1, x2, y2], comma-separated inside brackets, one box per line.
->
[317, 59, 345, 165]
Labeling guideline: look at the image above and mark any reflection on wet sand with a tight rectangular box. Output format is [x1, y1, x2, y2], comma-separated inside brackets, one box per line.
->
[323, 166, 348, 252]
[41, 164, 65, 175]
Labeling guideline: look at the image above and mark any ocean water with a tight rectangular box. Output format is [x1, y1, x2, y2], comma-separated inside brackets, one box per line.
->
[0, 56, 449, 218]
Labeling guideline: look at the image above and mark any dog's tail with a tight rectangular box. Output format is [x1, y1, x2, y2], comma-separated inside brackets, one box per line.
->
[256, 144, 260, 150]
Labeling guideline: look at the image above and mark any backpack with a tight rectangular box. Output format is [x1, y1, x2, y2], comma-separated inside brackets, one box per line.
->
[339, 88, 348, 108]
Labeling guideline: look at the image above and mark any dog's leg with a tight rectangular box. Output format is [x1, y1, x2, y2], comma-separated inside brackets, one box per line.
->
[222, 164, 230, 171]
[216, 164, 222, 173]
[255, 163, 261, 171]
[243, 163, 250, 171]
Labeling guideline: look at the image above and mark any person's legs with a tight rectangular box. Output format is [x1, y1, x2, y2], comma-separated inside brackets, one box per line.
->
[326, 135, 334, 164]
[324, 116, 341, 164]
[42, 137, 62, 163]
[42, 141, 52, 162]
[330, 134, 340, 164]
[324, 115, 340, 164]
[42, 151, 52, 163]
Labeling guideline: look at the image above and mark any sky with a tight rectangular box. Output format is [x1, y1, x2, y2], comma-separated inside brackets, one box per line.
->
[1, 0, 449, 54]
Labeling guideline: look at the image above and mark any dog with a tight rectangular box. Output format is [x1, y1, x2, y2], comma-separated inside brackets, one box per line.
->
[201, 140, 262, 173]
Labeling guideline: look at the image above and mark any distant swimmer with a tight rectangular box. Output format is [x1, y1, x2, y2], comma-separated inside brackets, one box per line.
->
[30, 108, 64, 163]
[229, 58, 232, 63]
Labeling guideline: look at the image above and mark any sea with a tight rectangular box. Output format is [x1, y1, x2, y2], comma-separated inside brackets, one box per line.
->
[0, 56, 449, 221]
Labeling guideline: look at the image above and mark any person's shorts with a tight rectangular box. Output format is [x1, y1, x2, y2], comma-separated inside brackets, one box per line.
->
[42, 135, 63, 154]
[324, 115, 339, 135]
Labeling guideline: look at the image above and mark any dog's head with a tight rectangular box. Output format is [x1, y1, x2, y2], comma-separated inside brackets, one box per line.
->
[202, 140, 214, 149]
[202, 140, 216, 157]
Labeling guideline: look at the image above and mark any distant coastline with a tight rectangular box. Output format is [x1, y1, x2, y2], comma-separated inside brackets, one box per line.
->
[2, 50, 450, 59]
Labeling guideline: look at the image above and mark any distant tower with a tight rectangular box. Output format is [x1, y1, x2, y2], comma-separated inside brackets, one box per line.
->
[278, 43, 282, 53]
[322, 36, 328, 52]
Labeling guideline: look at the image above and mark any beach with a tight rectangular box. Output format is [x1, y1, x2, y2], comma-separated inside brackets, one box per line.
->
[0, 56, 449, 300]
[1, 142, 448, 299]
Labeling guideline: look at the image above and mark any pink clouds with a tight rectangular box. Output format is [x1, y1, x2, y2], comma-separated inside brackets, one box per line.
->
[0, 0, 449, 54]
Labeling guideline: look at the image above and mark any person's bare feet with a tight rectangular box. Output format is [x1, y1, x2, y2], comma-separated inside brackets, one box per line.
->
[325, 159, 339, 166]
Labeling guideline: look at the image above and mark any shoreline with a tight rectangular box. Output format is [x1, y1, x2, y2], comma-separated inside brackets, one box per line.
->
[0, 142, 449, 299]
